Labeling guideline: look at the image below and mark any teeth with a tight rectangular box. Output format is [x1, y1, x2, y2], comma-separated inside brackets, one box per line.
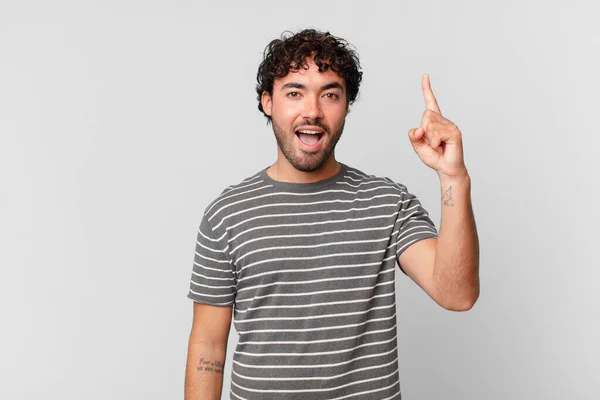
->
[298, 130, 321, 135]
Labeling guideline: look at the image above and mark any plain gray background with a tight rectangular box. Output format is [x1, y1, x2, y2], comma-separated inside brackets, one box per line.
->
[1, 0, 598, 399]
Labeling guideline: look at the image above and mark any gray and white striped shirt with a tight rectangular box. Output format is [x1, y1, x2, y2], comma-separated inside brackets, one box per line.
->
[188, 163, 438, 399]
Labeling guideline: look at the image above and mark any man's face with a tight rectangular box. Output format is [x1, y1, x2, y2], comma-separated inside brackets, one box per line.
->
[261, 57, 349, 173]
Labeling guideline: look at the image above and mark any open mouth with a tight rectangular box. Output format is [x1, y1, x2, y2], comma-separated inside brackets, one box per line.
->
[295, 129, 324, 146]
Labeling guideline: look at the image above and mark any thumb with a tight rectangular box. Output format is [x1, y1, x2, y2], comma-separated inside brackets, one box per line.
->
[408, 127, 439, 165]
[408, 127, 425, 146]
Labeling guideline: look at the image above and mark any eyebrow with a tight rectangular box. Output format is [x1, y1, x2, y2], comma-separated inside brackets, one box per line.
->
[281, 82, 345, 92]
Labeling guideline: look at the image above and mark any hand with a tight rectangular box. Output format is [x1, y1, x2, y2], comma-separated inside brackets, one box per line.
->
[408, 74, 467, 179]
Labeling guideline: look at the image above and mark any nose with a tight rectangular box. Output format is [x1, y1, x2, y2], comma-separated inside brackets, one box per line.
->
[302, 94, 324, 120]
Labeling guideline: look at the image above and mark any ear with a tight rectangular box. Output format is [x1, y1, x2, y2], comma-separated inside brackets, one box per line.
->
[261, 91, 272, 116]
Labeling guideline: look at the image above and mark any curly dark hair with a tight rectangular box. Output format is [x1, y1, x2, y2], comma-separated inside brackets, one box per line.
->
[256, 28, 363, 123]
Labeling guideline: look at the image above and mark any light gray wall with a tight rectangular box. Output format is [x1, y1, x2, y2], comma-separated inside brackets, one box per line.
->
[1, 0, 598, 399]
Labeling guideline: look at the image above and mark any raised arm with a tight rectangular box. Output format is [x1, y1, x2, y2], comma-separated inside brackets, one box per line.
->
[399, 74, 480, 311]
[185, 302, 233, 400]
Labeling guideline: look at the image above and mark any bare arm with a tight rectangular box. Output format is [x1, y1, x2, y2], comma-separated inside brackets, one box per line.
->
[400, 74, 480, 311]
[185, 302, 233, 400]
[399, 173, 479, 311]
[433, 173, 479, 309]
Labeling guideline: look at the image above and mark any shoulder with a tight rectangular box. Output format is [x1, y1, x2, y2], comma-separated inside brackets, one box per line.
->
[342, 164, 408, 195]
[202, 169, 268, 223]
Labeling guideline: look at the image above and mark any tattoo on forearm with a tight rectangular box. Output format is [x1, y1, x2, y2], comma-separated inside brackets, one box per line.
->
[196, 357, 224, 374]
[442, 186, 454, 207]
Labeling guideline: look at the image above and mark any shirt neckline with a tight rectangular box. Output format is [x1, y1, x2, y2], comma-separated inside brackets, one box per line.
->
[259, 162, 348, 192]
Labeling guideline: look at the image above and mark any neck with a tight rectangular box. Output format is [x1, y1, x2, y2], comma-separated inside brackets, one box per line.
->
[267, 155, 341, 184]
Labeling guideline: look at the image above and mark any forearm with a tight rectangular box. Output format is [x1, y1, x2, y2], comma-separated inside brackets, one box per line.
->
[433, 172, 480, 310]
[185, 342, 227, 400]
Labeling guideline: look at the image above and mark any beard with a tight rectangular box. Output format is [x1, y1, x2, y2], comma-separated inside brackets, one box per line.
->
[271, 118, 345, 173]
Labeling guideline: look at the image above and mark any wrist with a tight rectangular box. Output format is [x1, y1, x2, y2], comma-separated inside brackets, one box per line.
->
[438, 169, 470, 186]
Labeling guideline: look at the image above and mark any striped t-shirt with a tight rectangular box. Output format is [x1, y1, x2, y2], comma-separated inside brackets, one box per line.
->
[188, 162, 438, 399]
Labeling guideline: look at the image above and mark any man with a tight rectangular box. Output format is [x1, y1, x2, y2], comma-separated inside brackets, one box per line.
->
[185, 28, 479, 400]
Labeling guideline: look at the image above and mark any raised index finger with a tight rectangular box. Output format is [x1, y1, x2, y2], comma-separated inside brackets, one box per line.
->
[422, 73, 442, 115]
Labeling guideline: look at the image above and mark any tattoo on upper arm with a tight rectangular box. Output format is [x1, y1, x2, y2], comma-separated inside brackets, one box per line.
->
[196, 357, 224, 374]
[442, 186, 454, 207]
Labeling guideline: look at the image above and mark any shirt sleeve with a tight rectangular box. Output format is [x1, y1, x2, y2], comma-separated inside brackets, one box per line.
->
[187, 213, 236, 306]
[394, 186, 438, 274]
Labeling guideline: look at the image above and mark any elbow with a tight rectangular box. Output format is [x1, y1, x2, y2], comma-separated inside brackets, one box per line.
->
[432, 270, 480, 311]
[444, 298, 477, 312]
[440, 287, 480, 312]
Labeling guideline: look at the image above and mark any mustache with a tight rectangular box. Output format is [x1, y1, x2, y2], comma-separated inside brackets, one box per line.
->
[294, 120, 330, 134]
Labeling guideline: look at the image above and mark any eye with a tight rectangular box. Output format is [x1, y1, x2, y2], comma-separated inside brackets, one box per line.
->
[324, 93, 339, 100]
[286, 91, 300, 98]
